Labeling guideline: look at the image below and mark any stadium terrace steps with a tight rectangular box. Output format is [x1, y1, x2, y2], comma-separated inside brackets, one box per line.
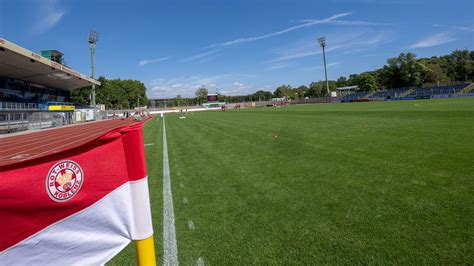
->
[400, 88, 415, 97]
[367, 88, 406, 99]
[388, 84, 469, 98]
[462, 83, 474, 93]
[364, 91, 377, 98]
[339, 84, 472, 102]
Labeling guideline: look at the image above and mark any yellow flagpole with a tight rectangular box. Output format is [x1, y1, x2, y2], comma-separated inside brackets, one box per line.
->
[135, 236, 156, 266]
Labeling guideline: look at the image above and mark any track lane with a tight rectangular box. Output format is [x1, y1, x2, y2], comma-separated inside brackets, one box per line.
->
[0, 118, 136, 167]
[0, 119, 129, 147]
[0, 120, 129, 154]
[1, 123, 125, 160]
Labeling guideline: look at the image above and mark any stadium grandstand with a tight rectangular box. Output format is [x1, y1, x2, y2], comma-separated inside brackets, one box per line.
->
[0, 38, 100, 133]
[336, 83, 473, 103]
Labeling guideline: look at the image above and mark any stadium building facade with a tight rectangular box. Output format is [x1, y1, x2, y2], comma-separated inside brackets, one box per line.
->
[0, 38, 100, 132]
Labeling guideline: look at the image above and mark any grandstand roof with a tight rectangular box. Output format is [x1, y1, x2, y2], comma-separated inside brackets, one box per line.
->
[337, 85, 359, 91]
[0, 38, 100, 90]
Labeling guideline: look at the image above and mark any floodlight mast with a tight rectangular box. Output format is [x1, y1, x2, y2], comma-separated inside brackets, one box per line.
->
[318, 37, 330, 96]
[89, 30, 99, 118]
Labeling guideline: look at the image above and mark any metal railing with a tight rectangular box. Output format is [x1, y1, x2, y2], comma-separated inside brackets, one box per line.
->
[0, 111, 72, 134]
[0, 112, 29, 133]
[0, 101, 38, 110]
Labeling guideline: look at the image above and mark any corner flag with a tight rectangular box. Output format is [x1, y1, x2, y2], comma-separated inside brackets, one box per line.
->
[0, 123, 155, 265]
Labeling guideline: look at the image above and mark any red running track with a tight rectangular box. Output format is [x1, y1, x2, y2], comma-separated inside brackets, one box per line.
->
[0, 118, 146, 167]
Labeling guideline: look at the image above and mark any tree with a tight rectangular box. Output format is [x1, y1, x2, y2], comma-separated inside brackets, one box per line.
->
[70, 86, 91, 105]
[71, 77, 147, 109]
[195, 87, 208, 104]
[295, 85, 309, 98]
[336, 76, 347, 87]
[252, 90, 272, 101]
[380, 52, 429, 88]
[420, 57, 451, 85]
[307, 82, 323, 97]
[358, 73, 379, 91]
[273, 84, 291, 98]
[443, 50, 474, 81]
[347, 74, 360, 86]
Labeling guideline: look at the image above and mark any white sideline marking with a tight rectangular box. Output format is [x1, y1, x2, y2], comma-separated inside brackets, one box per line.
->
[196, 257, 205, 266]
[183, 197, 188, 204]
[188, 220, 195, 230]
[162, 116, 179, 265]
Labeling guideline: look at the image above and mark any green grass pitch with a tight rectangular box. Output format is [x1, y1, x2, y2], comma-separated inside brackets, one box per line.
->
[109, 98, 473, 264]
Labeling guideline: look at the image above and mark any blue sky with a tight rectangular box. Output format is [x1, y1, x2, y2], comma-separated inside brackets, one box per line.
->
[1, 0, 473, 98]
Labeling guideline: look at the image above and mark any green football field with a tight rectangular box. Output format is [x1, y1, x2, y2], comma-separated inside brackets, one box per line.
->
[110, 98, 473, 264]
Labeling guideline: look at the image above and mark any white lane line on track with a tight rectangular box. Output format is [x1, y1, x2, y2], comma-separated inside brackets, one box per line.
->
[14, 124, 118, 162]
[162, 115, 179, 266]
[1, 122, 122, 157]
[10, 154, 30, 160]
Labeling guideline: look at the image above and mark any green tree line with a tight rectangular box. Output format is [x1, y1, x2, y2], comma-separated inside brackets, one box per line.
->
[71, 77, 148, 109]
[203, 49, 474, 102]
[73, 49, 473, 108]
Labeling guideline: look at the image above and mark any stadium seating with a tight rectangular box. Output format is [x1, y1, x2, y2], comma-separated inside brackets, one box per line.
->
[338, 83, 471, 102]
[370, 88, 408, 99]
[408, 84, 470, 97]
[340, 91, 370, 101]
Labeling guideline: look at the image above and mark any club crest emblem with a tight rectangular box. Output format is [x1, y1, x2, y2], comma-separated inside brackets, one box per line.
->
[46, 160, 84, 202]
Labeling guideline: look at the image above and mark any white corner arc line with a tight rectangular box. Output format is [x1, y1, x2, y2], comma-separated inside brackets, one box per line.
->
[162, 116, 179, 265]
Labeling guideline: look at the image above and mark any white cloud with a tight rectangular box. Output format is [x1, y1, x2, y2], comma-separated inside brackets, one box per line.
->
[300, 19, 385, 26]
[220, 82, 257, 96]
[268, 47, 339, 63]
[267, 30, 393, 63]
[32, 0, 65, 34]
[147, 75, 224, 99]
[146, 74, 258, 98]
[180, 50, 219, 62]
[452, 26, 474, 32]
[207, 12, 353, 48]
[264, 62, 294, 71]
[138, 57, 169, 66]
[300, 62, 340, 72]
[410, 32, 456, 48]
[432, 24, 474, 32]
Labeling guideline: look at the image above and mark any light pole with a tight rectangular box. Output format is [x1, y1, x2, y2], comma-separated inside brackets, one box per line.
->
[318, 36, 330, 96]
[89, 30, 99, 117]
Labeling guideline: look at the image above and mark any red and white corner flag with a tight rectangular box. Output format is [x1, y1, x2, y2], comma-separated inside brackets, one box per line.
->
[0, 123, 153, 264]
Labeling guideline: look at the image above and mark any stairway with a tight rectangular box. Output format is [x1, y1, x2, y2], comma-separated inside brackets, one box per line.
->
[400, 88, 415, 97]
[364, 91, 377, 99]
[461, 83, 474, 93]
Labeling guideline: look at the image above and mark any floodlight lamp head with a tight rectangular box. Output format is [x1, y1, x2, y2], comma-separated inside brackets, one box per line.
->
[317, 36, 326, 48]
[89, 30, 99, 44]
